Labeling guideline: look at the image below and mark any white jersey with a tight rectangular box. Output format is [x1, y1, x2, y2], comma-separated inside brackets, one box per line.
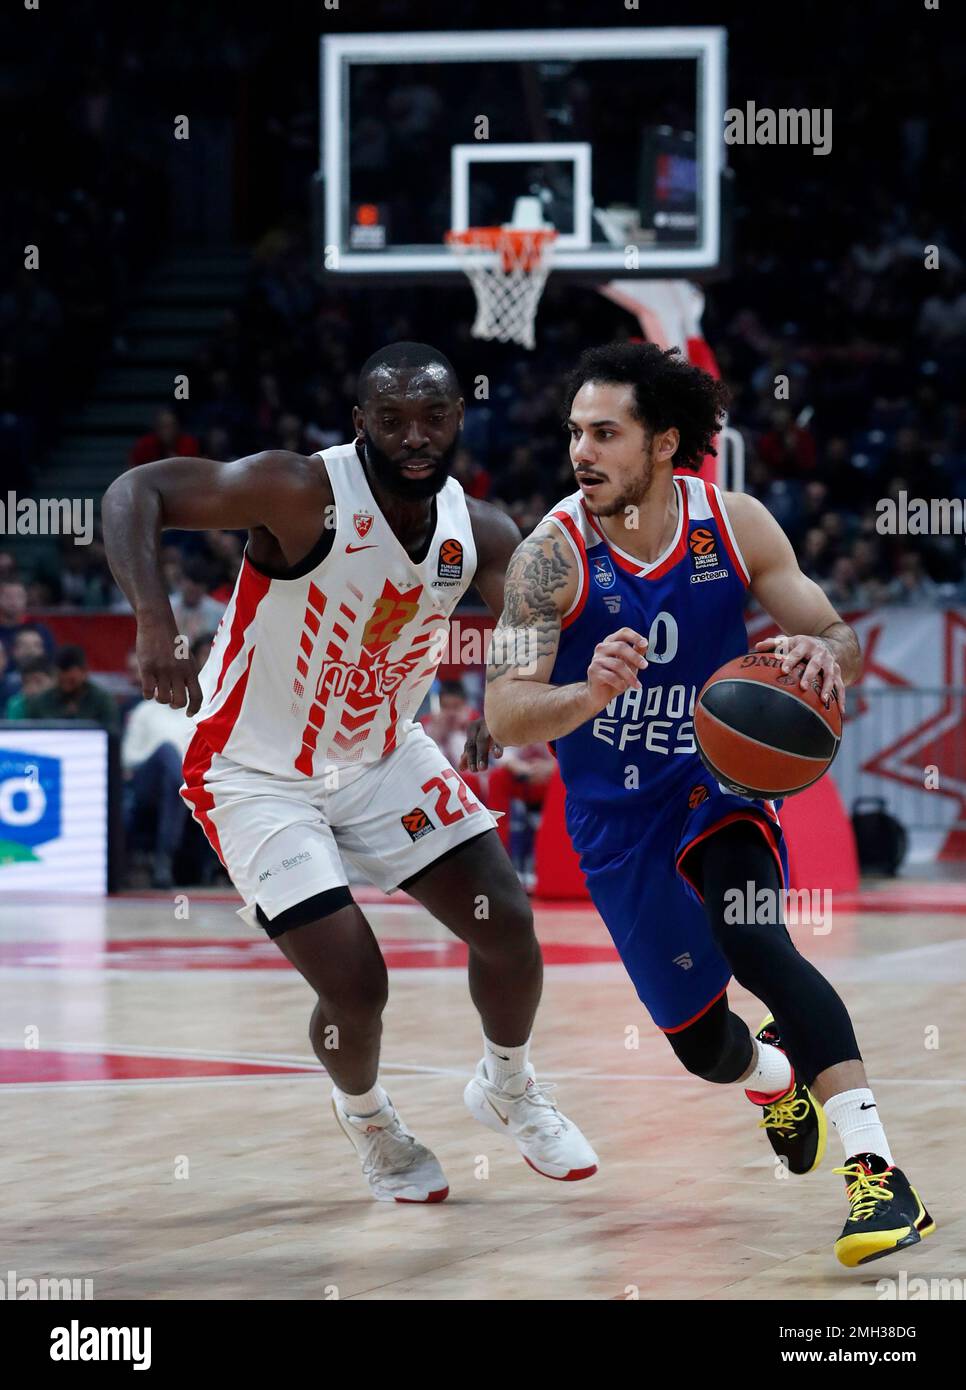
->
[190, 442, 478, 778]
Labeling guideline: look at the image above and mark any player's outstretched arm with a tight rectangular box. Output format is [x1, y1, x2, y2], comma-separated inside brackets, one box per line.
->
[102, 449, 328, 713]
[727, 491, 862, 712]
[484, 521, 648, 746]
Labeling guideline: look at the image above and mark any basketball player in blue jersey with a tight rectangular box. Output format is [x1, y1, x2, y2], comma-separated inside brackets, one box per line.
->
[483, 343, 933, 1266]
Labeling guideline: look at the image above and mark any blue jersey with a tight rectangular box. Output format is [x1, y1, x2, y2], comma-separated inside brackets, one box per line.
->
[548, 474, 758, 850]
[544, 474, 789, 1033]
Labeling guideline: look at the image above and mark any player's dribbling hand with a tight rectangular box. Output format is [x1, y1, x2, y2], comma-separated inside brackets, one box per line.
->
[755, 634, 846, 713]
[460, 716, 503, 772]
[136, 611, 204, 716]
[584, 628, 648, 711]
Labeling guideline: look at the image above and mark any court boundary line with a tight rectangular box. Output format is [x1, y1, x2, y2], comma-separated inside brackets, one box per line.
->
[3, 1038, 964, 1093]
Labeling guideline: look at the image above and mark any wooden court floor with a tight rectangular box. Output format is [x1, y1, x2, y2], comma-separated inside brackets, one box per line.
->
[2, 886, 964, 1301]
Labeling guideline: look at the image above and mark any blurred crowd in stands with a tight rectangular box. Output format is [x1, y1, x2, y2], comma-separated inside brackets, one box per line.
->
[2, 1, 960, 885]
[4, 1, 962, 615]
[10, 228, 963, 621]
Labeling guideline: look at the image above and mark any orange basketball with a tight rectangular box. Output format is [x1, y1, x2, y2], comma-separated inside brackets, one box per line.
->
[694, 652, 842, 799]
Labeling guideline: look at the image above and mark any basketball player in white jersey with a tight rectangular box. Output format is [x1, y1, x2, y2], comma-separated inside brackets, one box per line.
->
[102, 343, 597, 1202]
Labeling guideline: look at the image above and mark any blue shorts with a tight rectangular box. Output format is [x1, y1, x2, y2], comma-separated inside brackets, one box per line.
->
[569, 779, 788, 1032]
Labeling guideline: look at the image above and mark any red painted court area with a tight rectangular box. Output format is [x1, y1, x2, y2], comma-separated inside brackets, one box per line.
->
[0, 936, 622, 972]
[0, 1048, 318, 1085]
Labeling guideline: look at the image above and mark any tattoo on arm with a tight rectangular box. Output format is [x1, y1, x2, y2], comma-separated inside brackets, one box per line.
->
[486, 533, 571, 684]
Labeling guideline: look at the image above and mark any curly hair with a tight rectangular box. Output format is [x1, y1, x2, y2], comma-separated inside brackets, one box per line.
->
[562, 342, 730, 471]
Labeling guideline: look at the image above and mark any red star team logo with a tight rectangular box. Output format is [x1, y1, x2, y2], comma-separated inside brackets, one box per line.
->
[354, 511, 373, 538]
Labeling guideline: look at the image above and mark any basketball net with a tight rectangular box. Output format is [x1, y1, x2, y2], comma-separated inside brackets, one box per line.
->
[446, 220, 556, 351]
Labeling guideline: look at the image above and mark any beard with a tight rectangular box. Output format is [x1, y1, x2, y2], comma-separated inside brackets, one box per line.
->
[584, 453, 657, 518]
[361, 432, 458, 500]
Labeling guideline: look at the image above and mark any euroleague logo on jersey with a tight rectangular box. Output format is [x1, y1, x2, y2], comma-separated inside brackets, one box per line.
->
[437, 538, 464, 581]
[688, 527, 719, 566]
[688, 526, 729, 584]
[401, 807, 435, 842]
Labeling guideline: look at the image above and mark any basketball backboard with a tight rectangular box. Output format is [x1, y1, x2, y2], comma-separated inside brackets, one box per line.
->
[320, 28, 727, 278]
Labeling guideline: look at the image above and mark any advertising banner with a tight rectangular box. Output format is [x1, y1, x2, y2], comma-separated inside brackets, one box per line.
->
[0, 726, 109, 895]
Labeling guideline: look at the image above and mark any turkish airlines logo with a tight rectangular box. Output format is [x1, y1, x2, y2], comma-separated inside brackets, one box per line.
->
[689, 526, 723, 577]
[438, 538, 463, 580]
[354, 511, 373, 539]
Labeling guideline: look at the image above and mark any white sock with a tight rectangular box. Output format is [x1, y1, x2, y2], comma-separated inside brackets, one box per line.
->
[483, 1035, 531, 1089]
[334, 1082, 389, 1118]
[743, 1039, 793, 1098]
[823, 1088, 893, 1166]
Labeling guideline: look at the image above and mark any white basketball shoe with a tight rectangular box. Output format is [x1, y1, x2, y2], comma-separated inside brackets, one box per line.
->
[332, 1094, 449, 1203]
[463, 1061, 599, 1181]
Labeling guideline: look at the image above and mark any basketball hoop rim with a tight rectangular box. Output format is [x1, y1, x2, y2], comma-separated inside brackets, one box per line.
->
[444, 226, 556, 347]
[446, 225, 557, 273]
[445, 226, 557, 247]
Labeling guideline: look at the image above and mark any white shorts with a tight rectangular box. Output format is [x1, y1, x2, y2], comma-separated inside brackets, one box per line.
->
[181, 724, 499, 930]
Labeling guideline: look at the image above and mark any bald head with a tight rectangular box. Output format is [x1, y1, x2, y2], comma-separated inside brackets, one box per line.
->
[357, 341, 460, 406]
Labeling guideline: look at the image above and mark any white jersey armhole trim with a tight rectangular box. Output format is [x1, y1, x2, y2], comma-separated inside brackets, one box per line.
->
[711, 482, 752, 586]
[447, 478, 479, 591]
[545, 513, 585, 622]
[315, 447, 349, 546]
[678, 472, 713, 522]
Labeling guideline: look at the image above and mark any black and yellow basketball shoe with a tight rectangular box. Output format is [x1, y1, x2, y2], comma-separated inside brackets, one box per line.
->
[745, 1016, 826, 1176]
[833, 1153, 936, 1267]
